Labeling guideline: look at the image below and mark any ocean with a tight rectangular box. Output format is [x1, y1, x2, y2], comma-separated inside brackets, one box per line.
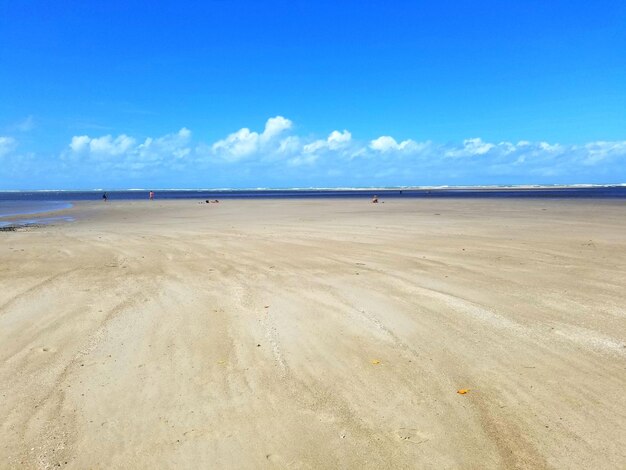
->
[2, 185, 626, 201]
[1, 186, 625, 228]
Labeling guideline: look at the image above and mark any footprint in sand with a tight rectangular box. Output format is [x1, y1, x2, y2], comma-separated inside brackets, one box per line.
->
[265, 453, 304, 467]
[396, 428, 430, 444]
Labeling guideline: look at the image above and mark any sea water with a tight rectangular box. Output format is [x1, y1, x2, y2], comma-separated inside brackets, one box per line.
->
[1, 186, 625, 228]
[0, 200, 73, 228]
[1, 185, 625, 203]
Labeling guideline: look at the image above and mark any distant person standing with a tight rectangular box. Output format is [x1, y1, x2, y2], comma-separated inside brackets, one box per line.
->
[102, 192, 108, 202]
[149, 191, 155, 200]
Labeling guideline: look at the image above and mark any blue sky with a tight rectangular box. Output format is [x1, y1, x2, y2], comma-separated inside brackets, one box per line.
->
[1, 0, 625, 189]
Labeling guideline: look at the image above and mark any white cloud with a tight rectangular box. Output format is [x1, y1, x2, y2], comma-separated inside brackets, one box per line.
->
[66, 128, 191, 171]
[497, 142, 517, 155]
[92, 135, 136, 155]
[538, 142, 562, 152]
[445, 137, 494, 157]
[212, 128, 259, 159]
[304, 130, 352, 154]
[137, 128, 191, 162]
[326, 130, 352, 149]
[277, 136, 301, 154]
[302, 141, 323, 154]
[262, 116, 292, 140]
[464, 137, 495, 155]
[70, 134, 136, 156]
[0, 136, 17, 157]
[581, 141, 626, 165]
[52, 116, 626, 185]
[69, 135, 90, 153]
[369, 136, 419, 153]
[212, 116, 292, 161]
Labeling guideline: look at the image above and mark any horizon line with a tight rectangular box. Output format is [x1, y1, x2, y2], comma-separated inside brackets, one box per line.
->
[1, 183, 626, 192]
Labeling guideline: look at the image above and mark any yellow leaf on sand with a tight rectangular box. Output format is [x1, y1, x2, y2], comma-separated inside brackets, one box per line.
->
[371, 360, 381, 365]
[457, 389, 470, 394]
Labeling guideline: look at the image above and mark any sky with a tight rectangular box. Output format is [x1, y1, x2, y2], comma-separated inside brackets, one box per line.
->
[1, 0, 625, 189]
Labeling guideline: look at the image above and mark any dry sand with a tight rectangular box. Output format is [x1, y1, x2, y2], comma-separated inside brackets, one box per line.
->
[1, 198, 625, 469]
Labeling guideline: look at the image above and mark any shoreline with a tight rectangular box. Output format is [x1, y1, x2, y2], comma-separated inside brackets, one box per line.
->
[2, 196, 626, 230]
[0, 186, 624, 205]
[0, 203, 75, 229]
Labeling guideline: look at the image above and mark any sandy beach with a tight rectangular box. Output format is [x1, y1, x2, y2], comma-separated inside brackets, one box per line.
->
[1, 198, 625, 469]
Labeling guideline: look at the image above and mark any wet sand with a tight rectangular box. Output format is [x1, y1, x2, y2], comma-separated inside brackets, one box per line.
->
[1, 198, 625, 469]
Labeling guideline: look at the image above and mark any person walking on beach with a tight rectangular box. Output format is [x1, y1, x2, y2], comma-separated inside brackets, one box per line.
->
[102, 192, 108, 202]
[149, 191, 155, 200]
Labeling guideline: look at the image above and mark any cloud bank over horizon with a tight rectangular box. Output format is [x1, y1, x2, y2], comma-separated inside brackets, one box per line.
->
[1, 116, 626, 189]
